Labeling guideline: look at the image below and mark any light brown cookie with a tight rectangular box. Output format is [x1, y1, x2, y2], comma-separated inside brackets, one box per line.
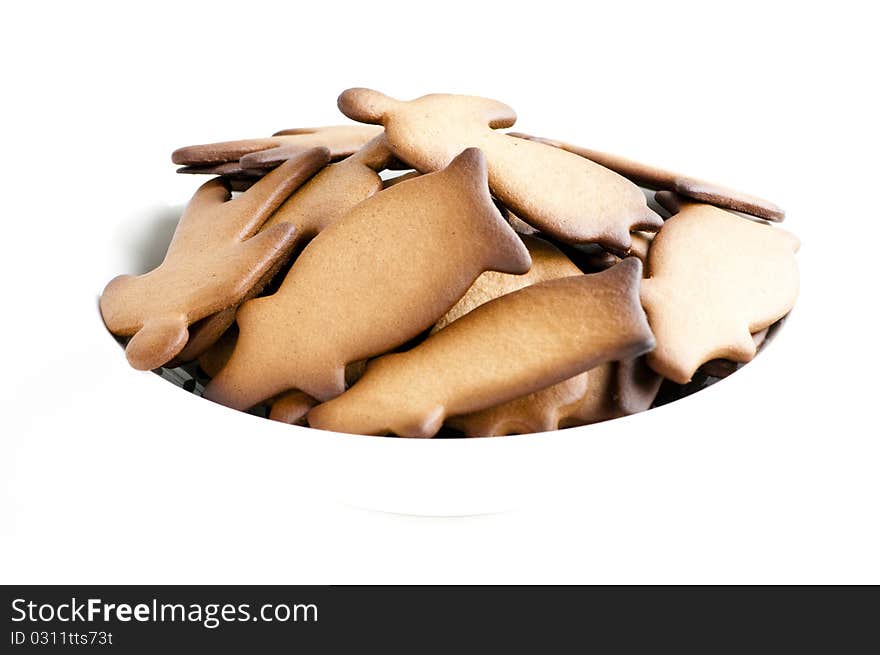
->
[195, 319, 368, 426]
[173, 240, 295, 365]
[433, 236, 584, 437]
[337, 88, 662, 254]
[268, 391, 319, 425]
[454, 354, 664, 436]
[447, 372, 590, 437]
[493, 201, 540, 236]
[629, 231, 654, 266]
[699, 328, 770, 378]
[171, 124, 382, 168]
[100, 150, 329, 371]
[307, 258, 654, 437]
[508, 133, 785, 222]
[175, 164, 265, 191]
[203, 148, 531, 410]
[197, 323, 367, 382]
[225, 177, 262, 193]
[438, 237, 661, 436]
[197, 324, 239, 378]
[582, 248, 619, 272]
[175, 137, 393, 363]
[266, 135, 392, 235]
[583, 231, 654, 272]
[176, 161, 257, 177]
[641, 193, 799, 384]
[431, 234, 582, 333]
[560, 356, 663, 427]
[506, 212, 540, 236]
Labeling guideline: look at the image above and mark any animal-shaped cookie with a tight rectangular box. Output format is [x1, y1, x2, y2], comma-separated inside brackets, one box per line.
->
[560, 357, 663, 427]
[175, 137, 394, 362]
[640, 192, 799, 383]
[198, 330, 362, 426]
[174, 257, 285, 364]
[197, 325, 238, 378]
[268, 391, 318, 425]
[172, 124, 382, 168]
[176, 162, 265, 191]
[582, 231, 654, 272]
[100, 150, 329, 371]
[431, 235, 582, 333]
[265, 135, 392, 235]
[432, 235, 585, 436]
[508, 133, 785, 222]
[437, 238, 661, 436]
[451, 355, 663, 436]
[447, 372, 590, 436]
[699, 327, 770, 378]
[203, 148, 531, 410]
[308, 258, 654, 437]
[337, 88, 662, 253]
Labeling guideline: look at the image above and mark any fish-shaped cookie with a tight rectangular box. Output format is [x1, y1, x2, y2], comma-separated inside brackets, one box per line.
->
[308, 258, 654, 437]
[203, 148, 531, 409]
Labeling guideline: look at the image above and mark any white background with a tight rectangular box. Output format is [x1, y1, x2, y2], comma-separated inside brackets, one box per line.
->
[1, 1, 877, 583]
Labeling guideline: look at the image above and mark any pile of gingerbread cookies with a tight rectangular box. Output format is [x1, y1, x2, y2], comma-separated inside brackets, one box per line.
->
[100, 88, 800, 437]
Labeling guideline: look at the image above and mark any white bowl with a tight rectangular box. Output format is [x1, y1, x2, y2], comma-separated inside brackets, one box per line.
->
[87, 197, 803, 518]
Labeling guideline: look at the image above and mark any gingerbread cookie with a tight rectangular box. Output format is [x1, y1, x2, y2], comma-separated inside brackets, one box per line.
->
[172, 124, 382, 168]
[307, 258, 654, 437]
[699, 328, 770, 378]
[447, 372, 590, 436]
[100, 150, 329, 371]
[431, 234, 581, 333]
[268, 391, 319, 425]
[195, 316, 369, 425]
[175, 163, 264, 191]
[509, 133, 785, 221]
[453, 355, 664, 436]
[203, 148, 531, 409]
[560, 357, 663, 427]
[175, 137, 394, 363]
[197, 325, 238, 378]
[176, 161, 256, 176]
[438, 237, 660, 436]
[267, 360, 389, 424]
[583, 231, 654, 272]
[433, 236, 585, 436]
[199, 325, 367, 379]
[265, 135, 392, 235]
[337, 88, 662, 253]
[641, 193, 799, 383]
[506, 213, 540, 236]
[492, 200, 540, 236]
[629, 232, 654, 266]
